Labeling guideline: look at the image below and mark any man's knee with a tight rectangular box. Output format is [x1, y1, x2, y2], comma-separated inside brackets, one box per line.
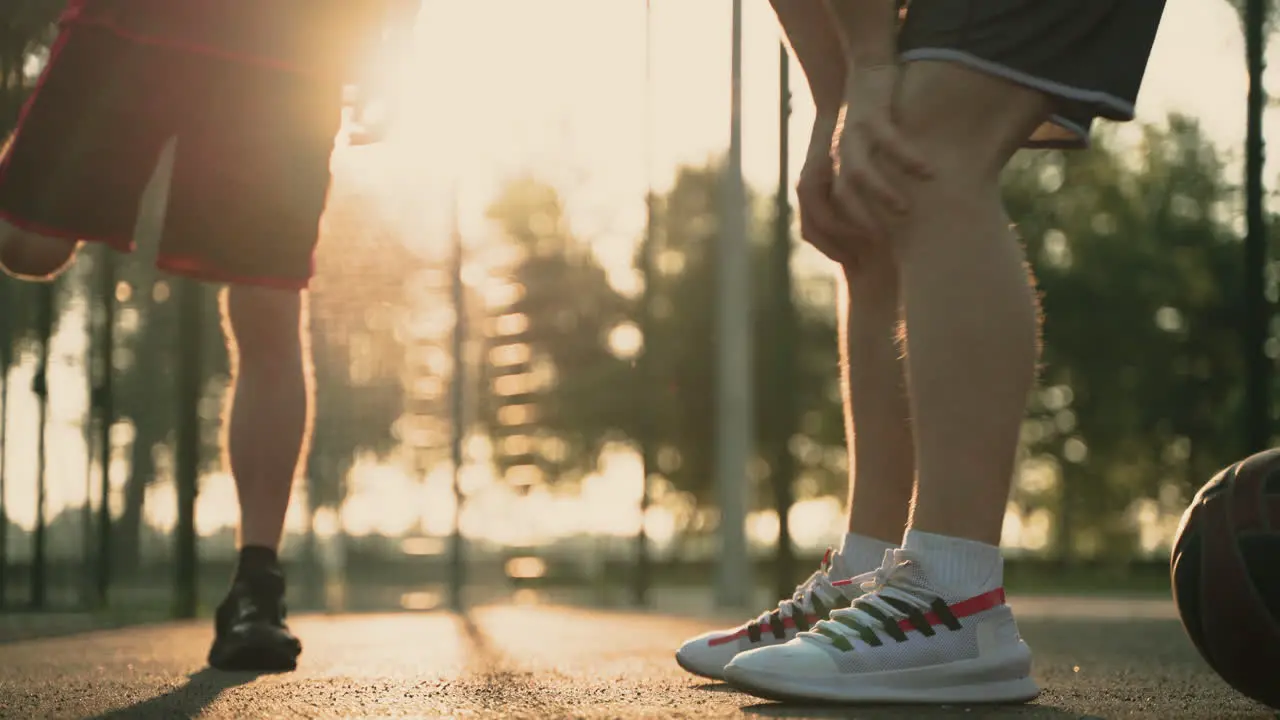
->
[894, 60, 1054, 182]
[223, 285, 305, 366]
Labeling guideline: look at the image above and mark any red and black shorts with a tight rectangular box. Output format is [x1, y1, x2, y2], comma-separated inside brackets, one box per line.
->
[899, 0, 1168, 149]
[0, 1, 351, 289]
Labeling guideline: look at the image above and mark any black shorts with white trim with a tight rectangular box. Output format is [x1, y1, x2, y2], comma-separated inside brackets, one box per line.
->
[898, 0, 1168, 148]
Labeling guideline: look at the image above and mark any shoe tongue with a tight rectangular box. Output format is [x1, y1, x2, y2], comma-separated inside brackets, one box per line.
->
[827, 548, 867, 582]
[885, 547, 907, 568]
[874, 548, 931, 593]
[820, 547, 834, 573]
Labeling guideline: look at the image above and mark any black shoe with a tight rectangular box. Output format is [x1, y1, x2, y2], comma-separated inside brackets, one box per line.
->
[207, 568, 302, 672]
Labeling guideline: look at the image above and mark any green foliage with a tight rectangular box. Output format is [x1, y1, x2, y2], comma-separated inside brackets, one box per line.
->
[635, 166, 723, 504]
[107, 242, 230, 570]
[1007, 117, 1248, 558]
[306, 188, 430, 510]
[476, 165, 846, 514]
[1224, 0, 1279, 37]
[637, 163, 844, 507]
[0, 0, 61, 370]
[0, 0, 61, 126]
[477, 177, 635, 487]
[473, 114, 1263, 561]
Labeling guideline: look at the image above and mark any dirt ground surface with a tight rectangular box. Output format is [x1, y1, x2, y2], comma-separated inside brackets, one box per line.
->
[0, 596, 1275, 719]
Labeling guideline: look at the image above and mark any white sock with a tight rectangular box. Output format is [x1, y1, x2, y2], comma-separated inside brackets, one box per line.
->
[834, 532, 898, 579]
[902, 529, 1003, 600]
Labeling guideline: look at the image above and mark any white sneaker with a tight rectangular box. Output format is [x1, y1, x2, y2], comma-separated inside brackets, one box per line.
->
[675, 549, 876, 681]
[723, 549, 1039, 704]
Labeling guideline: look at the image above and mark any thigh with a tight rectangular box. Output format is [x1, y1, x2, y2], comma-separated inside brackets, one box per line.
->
[0, 24, 175, 248]
[892, 60, 1054, 180]
[899, 0, 1167, 148]
[159, 56, 343, 289]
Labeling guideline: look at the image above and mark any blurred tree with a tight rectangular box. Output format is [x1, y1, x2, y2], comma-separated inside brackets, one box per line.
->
[471, 167, 847, 552]
[109, 259, 229, 572]
[1006, 116, 1246, 561]
[645, 122, 1248, 563]
[1226, 0, 1274, 454]
[111, 264, 179, 572]
[0, 2, 70, 604]
[632, 166, 719, 509]
[0, 0, 61, 127]
[638, 164, 844, 507]
[477, 176, 634, 490]
[0, 0, 63, 410]
[467, 118, 1250, 567]
[307, 187, 429, 516]
[288, 186, 430, 605]
[1225, 0, 1278, 35]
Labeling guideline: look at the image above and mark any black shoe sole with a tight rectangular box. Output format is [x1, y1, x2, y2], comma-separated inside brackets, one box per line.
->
[208, 629, 302, 672]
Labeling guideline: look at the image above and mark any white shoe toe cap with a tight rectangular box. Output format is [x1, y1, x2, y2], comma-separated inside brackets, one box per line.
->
[675, 630, 743, 680]
[725, 640, 839, 677]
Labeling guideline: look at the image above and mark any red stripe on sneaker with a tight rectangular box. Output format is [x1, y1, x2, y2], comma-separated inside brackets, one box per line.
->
[707, 629, 746, 646]
[706, 613, 820, 647]
[832, 578, 856, 587]
[896, 587, 1006, 633]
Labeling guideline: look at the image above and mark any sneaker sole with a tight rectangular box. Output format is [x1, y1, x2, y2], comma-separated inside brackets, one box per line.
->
[674, 648, 726, 682]
[208, 629, 302, 673]
[723, 646, 1040, 705]
[208, 642, 300, 672]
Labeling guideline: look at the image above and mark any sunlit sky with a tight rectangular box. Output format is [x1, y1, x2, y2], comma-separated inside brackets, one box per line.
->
[363, 0, 1267, 286]
[0, 0, 1270, 560]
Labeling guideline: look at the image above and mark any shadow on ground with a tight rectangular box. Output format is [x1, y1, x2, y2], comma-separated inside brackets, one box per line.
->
[693, 681, 1086, 719]
[86, 668, 264, 720]
[1, 602, 1272, 719]
[738, 700, 1089, 719]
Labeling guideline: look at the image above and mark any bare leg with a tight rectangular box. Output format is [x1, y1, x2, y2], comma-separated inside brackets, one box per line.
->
[221, 285, 313, 551]
[209, 286, 310, 671]
[839, 253, 915, 551]
[886, 61, 1052, 592]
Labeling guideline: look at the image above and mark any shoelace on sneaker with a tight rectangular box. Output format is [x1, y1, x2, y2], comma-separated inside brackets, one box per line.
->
[801, 557, 956, 650]
[743, 552, 874, 642]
